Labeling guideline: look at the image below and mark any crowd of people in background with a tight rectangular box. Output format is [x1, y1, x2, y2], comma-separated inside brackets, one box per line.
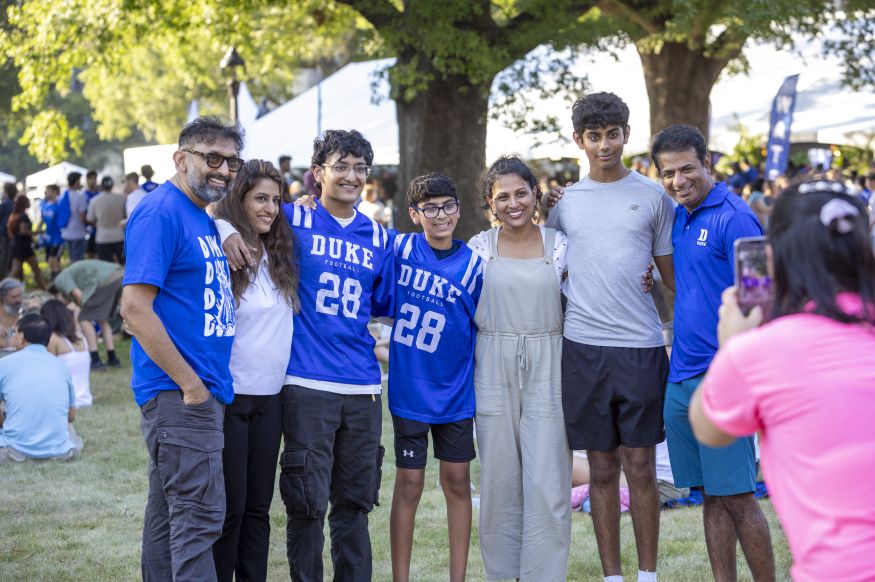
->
[0, 88, 874, 582]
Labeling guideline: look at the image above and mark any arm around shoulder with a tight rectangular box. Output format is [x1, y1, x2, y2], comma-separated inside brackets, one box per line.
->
[653, 254, 675, 292]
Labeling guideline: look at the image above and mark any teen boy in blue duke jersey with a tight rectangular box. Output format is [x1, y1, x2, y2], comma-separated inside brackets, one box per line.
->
[389, 173, 484, 582]
[221, 129, 393, 582]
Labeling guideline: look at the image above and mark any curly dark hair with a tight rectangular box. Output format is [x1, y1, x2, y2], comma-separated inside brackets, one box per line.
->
[480, 155, 540, 201]
[310, 129, 374, 169]
[41, 298, 78, 344]
[406, 172, 458, 207]
[571, 92, 630, 134]
[212, 160, 300, 311]
[178, 116, 244, 153]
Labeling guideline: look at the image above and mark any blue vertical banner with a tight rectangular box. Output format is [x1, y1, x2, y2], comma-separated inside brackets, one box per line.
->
[764, 74, 800, 181]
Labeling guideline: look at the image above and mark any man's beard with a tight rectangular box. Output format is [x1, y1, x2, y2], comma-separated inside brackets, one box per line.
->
[3, 303, 19, 316]
[189, 171, 230, 204]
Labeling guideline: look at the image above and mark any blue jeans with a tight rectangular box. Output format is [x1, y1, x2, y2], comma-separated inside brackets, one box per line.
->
[65, 238, 86, 262]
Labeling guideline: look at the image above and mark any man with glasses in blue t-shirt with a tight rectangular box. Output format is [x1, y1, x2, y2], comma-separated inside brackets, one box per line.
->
[121, 116, 243, 582]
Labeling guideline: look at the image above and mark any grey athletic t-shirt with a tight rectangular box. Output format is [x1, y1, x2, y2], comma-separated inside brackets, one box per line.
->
[546, 170, 674, 348]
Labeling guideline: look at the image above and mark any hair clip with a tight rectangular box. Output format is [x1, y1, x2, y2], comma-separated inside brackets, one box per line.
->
[819, 198, 859, 234]
[798, 180, 848, 195]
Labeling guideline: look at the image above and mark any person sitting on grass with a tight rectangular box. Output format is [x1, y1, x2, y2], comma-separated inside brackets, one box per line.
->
[389, 173, 484, 582]
[42, 299, 93, 409]
[0, 277, 23, 348]
[0, 313, 83, 464]
[49, 259, 124, 370]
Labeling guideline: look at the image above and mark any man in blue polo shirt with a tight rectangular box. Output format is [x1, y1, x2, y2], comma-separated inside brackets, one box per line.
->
[651, 125, 775, 582]
[121, 116, 241, 581]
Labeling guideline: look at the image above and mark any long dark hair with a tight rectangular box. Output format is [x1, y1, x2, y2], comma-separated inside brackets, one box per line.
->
[213, 160, 300, 311]
[40, 298, 79, 343]
[7, 194, 29, 236]
[769, 179, 875, 324]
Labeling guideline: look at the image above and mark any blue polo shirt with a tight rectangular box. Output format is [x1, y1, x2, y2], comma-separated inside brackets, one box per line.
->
[669, 182, 762, 382]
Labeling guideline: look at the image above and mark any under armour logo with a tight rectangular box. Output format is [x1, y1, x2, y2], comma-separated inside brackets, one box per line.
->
[697, 228, 708, 246]
[403, 450, 414, 458]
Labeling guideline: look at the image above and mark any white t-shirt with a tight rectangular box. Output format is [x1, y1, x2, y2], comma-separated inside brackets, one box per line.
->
[230, 254, 295, 396]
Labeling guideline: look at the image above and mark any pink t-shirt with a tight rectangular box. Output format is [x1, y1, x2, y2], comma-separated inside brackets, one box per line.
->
[701, 309, 875, 582]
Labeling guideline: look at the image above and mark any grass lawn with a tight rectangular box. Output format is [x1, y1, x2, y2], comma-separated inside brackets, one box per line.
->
[0, 337, 794, 581]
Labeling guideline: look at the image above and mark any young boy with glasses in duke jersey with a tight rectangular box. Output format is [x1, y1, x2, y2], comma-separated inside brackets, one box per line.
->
[389, 173, 484, 582]
[220, 130, 393, 582]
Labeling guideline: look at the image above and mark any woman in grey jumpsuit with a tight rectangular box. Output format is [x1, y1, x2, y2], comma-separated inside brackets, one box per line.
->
[468, 156, 571, 581]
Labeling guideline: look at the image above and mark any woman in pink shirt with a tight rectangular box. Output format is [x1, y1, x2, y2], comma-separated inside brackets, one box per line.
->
[689, 179, 875, 582]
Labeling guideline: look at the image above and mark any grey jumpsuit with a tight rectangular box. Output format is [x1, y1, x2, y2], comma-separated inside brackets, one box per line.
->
[474, 226, 572, 581]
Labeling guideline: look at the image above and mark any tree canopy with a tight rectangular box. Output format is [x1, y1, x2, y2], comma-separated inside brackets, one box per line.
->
[2, 0, 871, 235]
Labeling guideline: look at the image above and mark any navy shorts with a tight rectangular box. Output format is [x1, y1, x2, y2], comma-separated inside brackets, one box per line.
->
[392, 414, 475, 469]
[664, 373, 756, 496]
[562, 339, 669, 451]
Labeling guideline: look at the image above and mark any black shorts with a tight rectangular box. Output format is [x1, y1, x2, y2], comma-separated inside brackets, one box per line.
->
[562, 339, 669, 451]
[392, 414, 475, 469]
[45, 244, 62, 260]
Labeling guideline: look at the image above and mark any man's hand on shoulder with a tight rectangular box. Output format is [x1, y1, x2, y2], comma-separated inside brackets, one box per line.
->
[294, 194, 317, 209]
[222, 233, 256, 271]
[545, 182, 572, 209]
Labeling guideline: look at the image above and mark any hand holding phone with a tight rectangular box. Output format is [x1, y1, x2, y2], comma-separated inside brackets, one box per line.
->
[734, 236, 774, 321]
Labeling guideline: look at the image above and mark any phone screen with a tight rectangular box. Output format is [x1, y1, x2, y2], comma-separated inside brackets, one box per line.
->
[734, 236, 773, 320]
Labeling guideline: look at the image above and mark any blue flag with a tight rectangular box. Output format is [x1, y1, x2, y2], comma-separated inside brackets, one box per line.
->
[764, 75, 799, 181]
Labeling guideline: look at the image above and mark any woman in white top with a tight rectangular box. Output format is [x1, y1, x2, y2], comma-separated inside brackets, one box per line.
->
[211, 160, 300, 582]
[42, 298, 92, 407]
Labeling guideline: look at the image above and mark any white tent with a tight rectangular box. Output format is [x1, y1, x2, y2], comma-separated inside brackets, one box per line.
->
[226, 34, 875, 171]
[709, 39, 875, 153]
[25, 161, 87, 191]
[123, 144, 178, 182]
[0, 171, 15, 184]
[243, 60, 399, 166]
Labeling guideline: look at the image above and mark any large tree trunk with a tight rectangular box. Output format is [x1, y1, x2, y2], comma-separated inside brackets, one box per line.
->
[394, 74, 492, 240]
[638, 42, 732, 145]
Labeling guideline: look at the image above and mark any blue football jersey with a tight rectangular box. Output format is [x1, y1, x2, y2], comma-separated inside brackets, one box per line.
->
[285, 202, 394, 385]
[389, 233, 484, 423]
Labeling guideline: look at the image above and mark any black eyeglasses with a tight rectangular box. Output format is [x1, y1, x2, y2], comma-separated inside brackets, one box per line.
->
[410, 201, 460, 219]
[319, 163, 371, 178]
[182, 149, 244, 172]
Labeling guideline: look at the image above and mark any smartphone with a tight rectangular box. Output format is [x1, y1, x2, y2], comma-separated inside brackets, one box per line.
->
[734, 236, 773, 320]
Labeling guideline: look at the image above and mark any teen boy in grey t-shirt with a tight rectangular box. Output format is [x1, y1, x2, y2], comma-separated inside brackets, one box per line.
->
[552, 170, 673, 346]
[545, 92, 674, 582]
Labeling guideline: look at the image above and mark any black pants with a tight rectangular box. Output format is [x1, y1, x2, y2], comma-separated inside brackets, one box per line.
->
[279, 385, 384, 582]
[96, 241, 125, 264]
[213, 393, 282, 582]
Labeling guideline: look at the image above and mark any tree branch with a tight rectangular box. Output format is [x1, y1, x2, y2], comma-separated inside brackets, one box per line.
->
[597, 0, 659, 35]
[335, 0, 401, 29]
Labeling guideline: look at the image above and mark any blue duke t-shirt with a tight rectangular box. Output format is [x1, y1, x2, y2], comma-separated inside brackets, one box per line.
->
[124, 181, 236, 405]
